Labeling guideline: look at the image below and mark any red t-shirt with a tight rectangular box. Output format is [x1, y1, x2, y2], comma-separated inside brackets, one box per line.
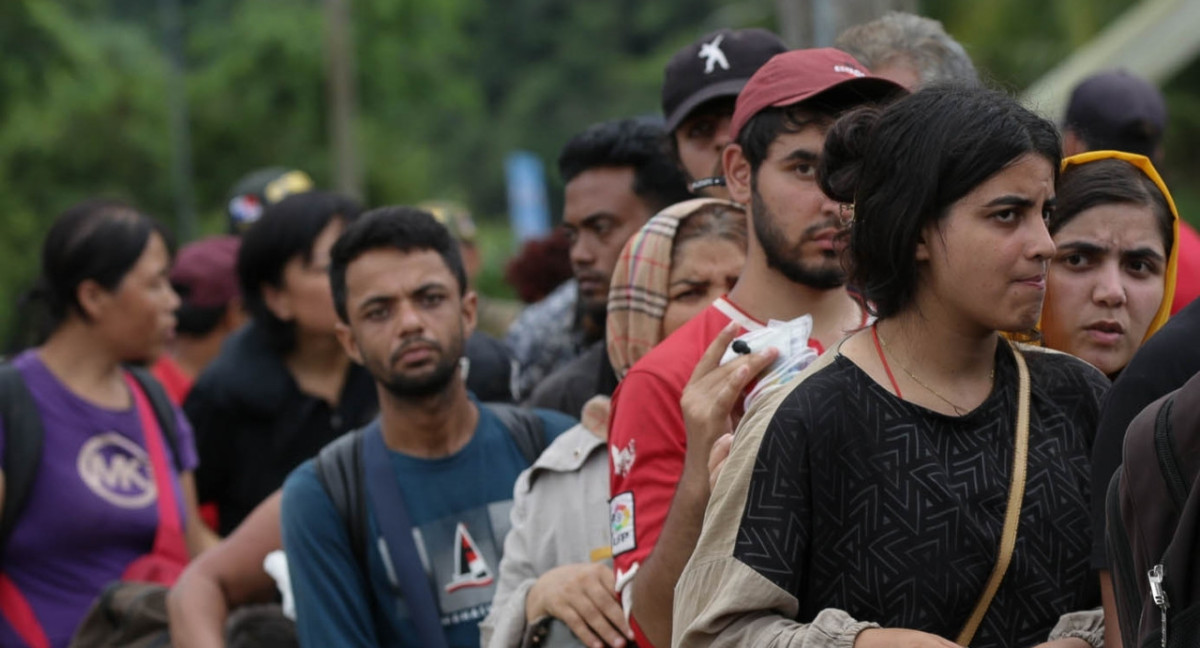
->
[151, 355, 221, 531]
[1171, 220, 1200, 313]
[151, 355, 193, 406]
[609, 297, 840, 645]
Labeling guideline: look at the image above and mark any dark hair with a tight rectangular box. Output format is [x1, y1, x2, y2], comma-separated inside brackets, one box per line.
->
[737, 96, 870, 173]
[238, 191, 362, 353]
[174, 303, 227, 337]
[504, 228, 574, 304]
[1052, 158, 1174, 257]
[330, 206, 468, 323]
[818, 85, 1061, 319]
[557, 117, 692, 212]
[39, 198, 172, 330]
[224, 604, 297, 648]
[671, 202, 747, 265]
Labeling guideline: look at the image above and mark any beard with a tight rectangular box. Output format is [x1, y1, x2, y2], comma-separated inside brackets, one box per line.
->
[751, 186, 846, 290]
[370, 328, 466, 399]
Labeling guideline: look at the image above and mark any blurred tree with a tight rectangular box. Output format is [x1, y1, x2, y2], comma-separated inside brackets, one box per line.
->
[3, 0, 1200, 344]
[0, 1, 173, 348]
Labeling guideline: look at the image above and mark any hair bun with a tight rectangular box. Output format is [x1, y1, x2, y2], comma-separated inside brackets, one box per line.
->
[818, 105, 882, 204]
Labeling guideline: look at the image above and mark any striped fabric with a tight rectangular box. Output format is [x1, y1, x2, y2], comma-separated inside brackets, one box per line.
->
[606, 197, 742, 380]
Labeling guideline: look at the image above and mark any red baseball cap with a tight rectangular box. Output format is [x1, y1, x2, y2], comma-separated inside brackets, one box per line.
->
[170, 236, 241, 309]
[729, 48, 906, 141]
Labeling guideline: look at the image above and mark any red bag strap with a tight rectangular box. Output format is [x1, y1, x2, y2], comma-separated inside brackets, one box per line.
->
[123, 373, 187, 566]
[0, 574, 50, 648]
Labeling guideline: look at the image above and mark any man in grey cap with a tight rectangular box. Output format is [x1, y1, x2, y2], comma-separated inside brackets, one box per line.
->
[661, 28, 787, 198]
[834, 11, 979, 90]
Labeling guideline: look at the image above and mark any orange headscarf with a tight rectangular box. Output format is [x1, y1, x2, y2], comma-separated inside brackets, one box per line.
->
[1054, 151, 1179, 343]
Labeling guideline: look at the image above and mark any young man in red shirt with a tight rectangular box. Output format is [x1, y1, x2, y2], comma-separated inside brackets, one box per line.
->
[607, 48, 904, 647]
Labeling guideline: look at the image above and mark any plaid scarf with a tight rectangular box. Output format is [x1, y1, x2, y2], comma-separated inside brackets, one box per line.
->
[606, 198, 743, 380]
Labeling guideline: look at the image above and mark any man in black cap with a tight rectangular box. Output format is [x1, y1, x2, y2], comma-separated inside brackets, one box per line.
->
[1062, 69, 1200, 314]
[226, 167, 315, 234]
[661, 28, 787, 199]
[1063, 69, 1167, 162]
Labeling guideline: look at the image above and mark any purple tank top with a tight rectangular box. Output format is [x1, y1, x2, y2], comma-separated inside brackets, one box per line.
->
[0, 351, 197, 647]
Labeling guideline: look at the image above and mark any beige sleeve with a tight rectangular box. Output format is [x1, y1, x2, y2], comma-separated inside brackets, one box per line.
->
[672, 352, 878, 647]
[1046, 608, 1104, 647]
[480, 468, 537, 648]
[674, 557, 877, 648]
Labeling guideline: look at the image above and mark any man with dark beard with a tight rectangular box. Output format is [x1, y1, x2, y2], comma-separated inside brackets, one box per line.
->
[605, 49, 904, 647]
[279, 207, 576, 647]
[524, 118, 690, 416]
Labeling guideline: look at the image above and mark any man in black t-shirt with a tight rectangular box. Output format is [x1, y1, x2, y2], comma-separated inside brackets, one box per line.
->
[1090, 298, 1200, 641]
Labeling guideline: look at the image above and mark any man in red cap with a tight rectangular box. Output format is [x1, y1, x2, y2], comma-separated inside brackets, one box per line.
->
[605, 48, 904, 647]
[152, 236, 246, 404]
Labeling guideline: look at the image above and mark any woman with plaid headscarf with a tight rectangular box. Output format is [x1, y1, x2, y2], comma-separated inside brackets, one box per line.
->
[481, 198, 746, 648]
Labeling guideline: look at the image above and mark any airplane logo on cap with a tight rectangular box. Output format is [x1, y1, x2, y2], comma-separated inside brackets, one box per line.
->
[699, 34, 730, 74]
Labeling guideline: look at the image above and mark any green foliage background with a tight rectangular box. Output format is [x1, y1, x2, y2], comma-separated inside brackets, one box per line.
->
[1, 0, 1197, 340]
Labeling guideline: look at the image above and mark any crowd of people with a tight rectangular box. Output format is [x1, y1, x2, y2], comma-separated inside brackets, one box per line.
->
[1, 9, 1197, 648]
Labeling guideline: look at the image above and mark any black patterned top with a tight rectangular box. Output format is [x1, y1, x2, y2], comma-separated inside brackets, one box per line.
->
[727, 343, 1109, 647]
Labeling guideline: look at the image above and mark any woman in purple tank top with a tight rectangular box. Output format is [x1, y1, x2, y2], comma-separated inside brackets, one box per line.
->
[0, 199, 216, 648]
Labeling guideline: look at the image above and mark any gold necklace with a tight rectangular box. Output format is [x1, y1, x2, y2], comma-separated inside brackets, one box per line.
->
[875, 329, 995, 416]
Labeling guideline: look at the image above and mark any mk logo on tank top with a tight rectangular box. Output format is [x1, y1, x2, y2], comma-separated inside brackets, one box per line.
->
[76, 432, 156, 509]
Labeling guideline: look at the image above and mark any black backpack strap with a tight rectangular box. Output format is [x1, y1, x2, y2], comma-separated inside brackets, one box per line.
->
[0, 365, 43, 559]
[313, 430, 367, 576]
[1105, 469, 1142, 648]
[485, 403, 547, 464]
[127, 366, 184, 473]
[1152, 394, 1188, 510]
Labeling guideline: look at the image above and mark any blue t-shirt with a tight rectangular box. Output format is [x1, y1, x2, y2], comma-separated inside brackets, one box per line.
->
[281, 402, 575, 648]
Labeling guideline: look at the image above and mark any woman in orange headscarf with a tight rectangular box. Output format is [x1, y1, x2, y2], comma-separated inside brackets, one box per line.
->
[1040, 151, 1178, 378]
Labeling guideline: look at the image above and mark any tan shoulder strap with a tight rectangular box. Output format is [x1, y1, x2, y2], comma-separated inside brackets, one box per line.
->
[956, 341, 1030, 646]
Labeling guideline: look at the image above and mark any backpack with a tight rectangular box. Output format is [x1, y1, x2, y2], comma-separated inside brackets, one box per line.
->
[1106, 371, 1200, 648]
[313, 402, 548, 583]
[0, 364, 183, 557]
[68, 582, 172, 648]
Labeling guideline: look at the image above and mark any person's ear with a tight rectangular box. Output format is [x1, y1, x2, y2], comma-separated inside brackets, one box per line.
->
[723, 144, 753, 205]
[221, 297, 248, 333]
[914, 227, 932, 262]
[76, 279, 111, 321]
[1062, 130, 1087, 158]
[261, 283, 293, 322]
[334, 320, 363, 365]
[460, 290, 478, 338]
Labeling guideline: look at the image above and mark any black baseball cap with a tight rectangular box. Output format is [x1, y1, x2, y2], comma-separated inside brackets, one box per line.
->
[226, 167, 314, 234]
[1064, 70, 1167, 158]
[662, 28, 788, 133]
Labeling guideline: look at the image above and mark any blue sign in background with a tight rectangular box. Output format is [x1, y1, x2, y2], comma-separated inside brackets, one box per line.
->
[504, 151, 552, 245]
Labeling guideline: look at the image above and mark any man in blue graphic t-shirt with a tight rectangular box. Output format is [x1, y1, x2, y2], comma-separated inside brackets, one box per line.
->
[281, 207, 575, 647]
